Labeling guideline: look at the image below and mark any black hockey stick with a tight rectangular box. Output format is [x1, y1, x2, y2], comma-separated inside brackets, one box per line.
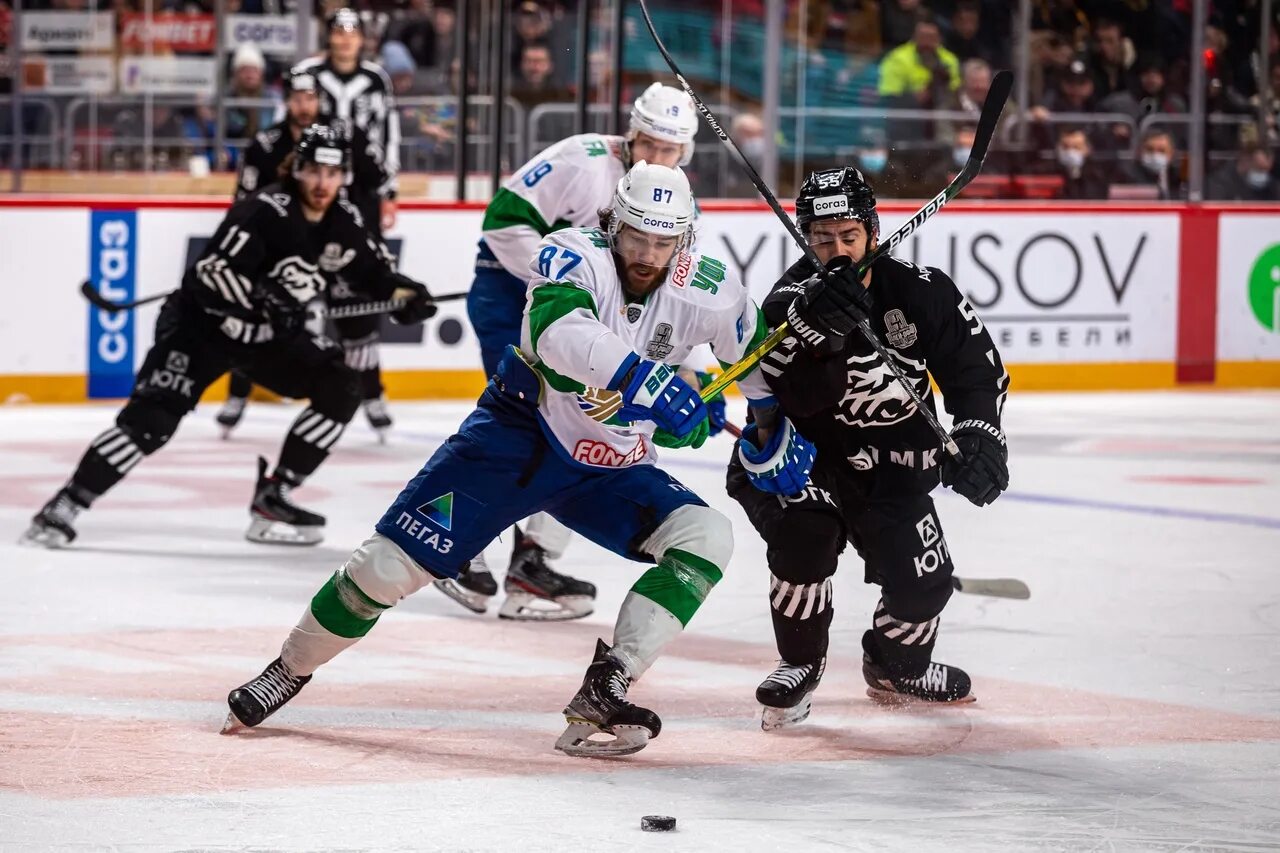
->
[721, 421, 1028, 600]
[79, 280, 469, 316]
[637, 0, 1011, 459]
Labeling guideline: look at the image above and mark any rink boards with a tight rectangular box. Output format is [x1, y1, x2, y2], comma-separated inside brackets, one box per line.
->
[0, 197, 1277, 401]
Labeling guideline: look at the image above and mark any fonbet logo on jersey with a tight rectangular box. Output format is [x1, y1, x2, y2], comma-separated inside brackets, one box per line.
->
[670, 252, 693, 287]
[572, 438, 647, 467]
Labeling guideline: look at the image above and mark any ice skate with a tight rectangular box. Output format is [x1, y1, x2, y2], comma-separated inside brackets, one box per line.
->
[245, 456, 325, 545]
[19, 489, 86, 549]
[861, 631, 974, 705]
[216, 395, 247, 438]
[756, 657, 825, 731]
[363, 397, 392, 443]
[555, 639, 661, 758]
[222, 656, 312, 732]
[434, 551, 498, 614]
[500, 538, 596, 621]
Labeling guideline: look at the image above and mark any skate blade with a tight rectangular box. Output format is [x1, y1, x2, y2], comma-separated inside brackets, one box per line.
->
[434, 578, 490, 614]
[498, 592, 593, 622]
[554, 719, 651, 758]
[865, 687, 978, 707]
[245, 517, 323, 546]
[218, 425, 237, 440]
[220, 711, 247, 734]
[17, 526, 70, 549]
[760, 694, 814, 732]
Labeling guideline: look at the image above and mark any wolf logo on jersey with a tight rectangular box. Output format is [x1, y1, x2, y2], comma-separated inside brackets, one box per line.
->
[835, 350, 928, 429]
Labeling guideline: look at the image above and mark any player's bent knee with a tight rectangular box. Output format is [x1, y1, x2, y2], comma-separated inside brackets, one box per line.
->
[881, 575, 953, 624]
[343, 533, 437, 607]
[116, 399, 182, 454]
[643, 503, 734, 571]
[767, 510, 842, 582]
[309, 363, 362, 423]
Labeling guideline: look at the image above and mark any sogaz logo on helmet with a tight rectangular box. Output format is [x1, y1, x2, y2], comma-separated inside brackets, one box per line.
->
[1247, 242, 1280, 333]
[812, 194, 849, 216]
[643, 217, 676, 229]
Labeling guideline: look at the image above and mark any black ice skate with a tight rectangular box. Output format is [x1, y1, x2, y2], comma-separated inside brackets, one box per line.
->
[19, 488, 87, 549]
[222, 656, 312, 733]
[756, 657, 826, 731]
[216, 395, 247, 438]
[434, 552, 499, 613]
[555, 639, 661, 758]
[245, 456, 325, 545]
[363, 397, 393, 442]
[861, 631, 974, 705]
[500, 538, 596, 621]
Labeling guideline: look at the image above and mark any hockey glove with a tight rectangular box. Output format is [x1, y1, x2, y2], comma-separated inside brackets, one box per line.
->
[737, 418, 816, 497]
[785, 255, 874, 353]
[695, 371, 727, 437]
[389, 273, 438, 325]
[653, 417, 710, 449]
[617, 358, 707, 438]
[940, 420, 1009, 507]
[261, 289, 306, 339]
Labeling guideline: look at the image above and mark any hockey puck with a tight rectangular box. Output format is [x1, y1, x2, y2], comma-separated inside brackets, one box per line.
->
[641, 815, 677, 832]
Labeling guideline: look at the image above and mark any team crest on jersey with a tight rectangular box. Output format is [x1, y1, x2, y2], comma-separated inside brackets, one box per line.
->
[319, 242, 357, 272]
[626, 304, 643, 324]
[835, 349, 928, 428]
[577, 387, 624, 423]
[646, 323, 675, 359]
[269, 255, 327, 302]
[884, 309, 918, 348]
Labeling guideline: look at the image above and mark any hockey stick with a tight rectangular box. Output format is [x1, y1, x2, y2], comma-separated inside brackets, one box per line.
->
[720, 421, 1028, 600]
[636, 0, 1010, 459]
[79, 280, 469, 316]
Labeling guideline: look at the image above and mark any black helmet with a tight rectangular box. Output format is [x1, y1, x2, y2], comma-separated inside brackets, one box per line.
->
[327, 7, 363, 33]
[283, 70, 318, 97]
[795, 167, 879, 238]
[292, 124, 351, 182]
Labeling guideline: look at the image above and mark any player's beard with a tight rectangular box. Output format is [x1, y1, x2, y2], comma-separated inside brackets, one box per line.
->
[622, 261, 669, 298]
[302, 184, 337, 216]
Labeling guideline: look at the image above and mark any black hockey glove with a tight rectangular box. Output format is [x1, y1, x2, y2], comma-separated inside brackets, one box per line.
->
[388, 273, 438, 325]
[785, 255, 874, 353]
[940, 420, 1009, 507]
[261, 289, 306, 339]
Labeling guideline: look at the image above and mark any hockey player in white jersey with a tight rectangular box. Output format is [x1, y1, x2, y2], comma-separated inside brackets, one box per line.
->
[225, 163, 806, 757]
[448, 82, 715, 622]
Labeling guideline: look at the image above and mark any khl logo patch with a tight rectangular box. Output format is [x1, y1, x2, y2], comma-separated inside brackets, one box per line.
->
[884, 309, 918, 348]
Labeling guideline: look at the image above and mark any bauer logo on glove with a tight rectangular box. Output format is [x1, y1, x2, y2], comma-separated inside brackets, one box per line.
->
[737, 418, 816, 497]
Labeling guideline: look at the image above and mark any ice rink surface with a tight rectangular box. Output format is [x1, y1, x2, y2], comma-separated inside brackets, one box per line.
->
[2, 391, 1279, 852]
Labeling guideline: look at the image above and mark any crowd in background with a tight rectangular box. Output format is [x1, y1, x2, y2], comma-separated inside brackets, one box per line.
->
[1, 0, 1278, 201]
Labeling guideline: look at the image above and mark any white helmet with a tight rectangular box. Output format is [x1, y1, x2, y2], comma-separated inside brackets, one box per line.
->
[608, 161, 695, 262]
[629, 82, 699, 166]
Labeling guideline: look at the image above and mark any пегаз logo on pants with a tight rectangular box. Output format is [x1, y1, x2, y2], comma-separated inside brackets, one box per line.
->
[1248, 244, 1280, 333]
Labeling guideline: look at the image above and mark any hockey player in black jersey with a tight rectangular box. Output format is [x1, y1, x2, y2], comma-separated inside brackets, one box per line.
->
[217, 69, 395, 436]
[292, 8, 404, 436]
[21, 126, 436, 549]
[729, 167, 1010, 730]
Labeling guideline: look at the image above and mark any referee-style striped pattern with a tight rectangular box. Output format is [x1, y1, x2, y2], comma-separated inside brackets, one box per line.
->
[91, 427, 145, 474]
[195, 255, 254, 310]
[769, 574, 832, 621]
[343, 342, 381, 372]
[872, 599, 939, 647]
[290, 409, 345, 451]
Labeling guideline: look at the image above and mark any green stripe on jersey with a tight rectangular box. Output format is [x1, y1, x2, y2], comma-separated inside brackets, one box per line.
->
[482, 188, 553, 235]
[630, 548, 723, 627]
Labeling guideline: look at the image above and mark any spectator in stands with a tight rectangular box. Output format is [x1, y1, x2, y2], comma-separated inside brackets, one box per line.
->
[921, 122, 974, 188]
[511, 42, 562, 109]
[380, 40, 421, 97]
[511, 1, 552, 66]
[1098, 53, 1188, 148]
[1089, 18, 1135, 101]
[1116, 127, 1184, 200]
[880, 0, 924, 50]
[726, 111, 766, 198]
[944, 0, 1003, 68]
[1208, 142, 1280, 201]
[1051, 125, 1111, 200]
[226, 45, 279, 142]
[1032, 57, 1098, 119]
[879, 13, 960, 110]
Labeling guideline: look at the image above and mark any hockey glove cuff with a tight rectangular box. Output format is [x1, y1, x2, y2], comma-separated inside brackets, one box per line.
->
[737, 418, 816, 497]
[940, 419, 1009, 507]
[653, 417, 710, 449]
[389, 274, 438, 325]
[262, 289, 306, 339]
[618, 359, 707, 438]
[785, 256, 873, 353]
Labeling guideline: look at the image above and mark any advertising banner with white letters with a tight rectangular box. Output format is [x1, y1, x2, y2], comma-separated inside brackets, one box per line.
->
[22, 56, 115, 94]
[118, 56, 217, 96]
[20, 12, 115, 51]
[224, 15, 300, 56]
[1216, 214, 1280, 362]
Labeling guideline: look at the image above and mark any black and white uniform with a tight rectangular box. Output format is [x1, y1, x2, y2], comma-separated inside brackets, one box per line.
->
[290, 56, 402, 400]
[63, 183, 402, 505]
[728, 253, 1010, 676]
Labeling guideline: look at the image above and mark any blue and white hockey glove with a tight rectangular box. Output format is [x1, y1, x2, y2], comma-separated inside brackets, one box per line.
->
[695, 371, 727, 437]
[737, 418, 816, 497]
[617, 357, 707, 439]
